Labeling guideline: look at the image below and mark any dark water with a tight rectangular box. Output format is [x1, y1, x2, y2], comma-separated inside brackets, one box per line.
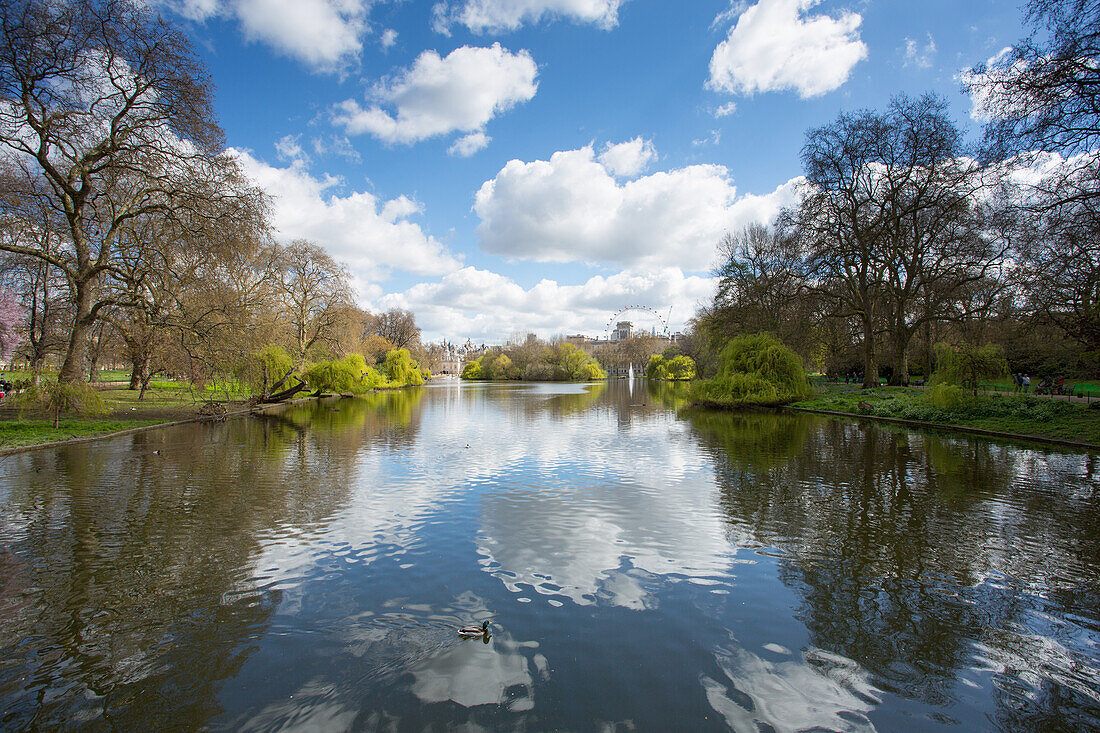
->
[0, 380, 1097, 731]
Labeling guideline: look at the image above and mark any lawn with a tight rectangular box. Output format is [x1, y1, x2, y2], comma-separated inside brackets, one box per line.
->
[0, 417, 169, 449]
[792, 385, 1100, 446]
[0, 379, 253, 449]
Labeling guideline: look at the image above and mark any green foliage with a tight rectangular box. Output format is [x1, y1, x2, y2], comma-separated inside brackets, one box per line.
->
[488, 353, 513, 380]
[646, 354, 670, 380]
[304, 349, 425, 393]
[384, 348, 425, 386]
[647, 354, 696, 380]
[17, 381, 110, 428]
[932, 342, 1007, 392]
[575, 360, 606, 381]
[930, 383, 964, 409]
[461, 358, 484, 379]
[305, 354, 385, 393]
[691, 333, 810, 407]
[235, 345, 295, 394]
[461, 343, 605, 381]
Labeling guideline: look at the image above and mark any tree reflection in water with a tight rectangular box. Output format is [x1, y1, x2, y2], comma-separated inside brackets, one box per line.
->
[686, 410, 1100, 729]
[0, 405, 371, 728]
[0, 384, 1097, 730]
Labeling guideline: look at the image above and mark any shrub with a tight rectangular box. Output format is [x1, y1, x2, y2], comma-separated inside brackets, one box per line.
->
[575, 360, 606, 381]
[305, 354, 385, 393]
[464, 343, 605, 381]
[930, 383, 965, 409]
[488, 353, 514, 380]
[524, 361, 554, 380]
[691, 333, 810, 407]
[384, 348, 425, 386]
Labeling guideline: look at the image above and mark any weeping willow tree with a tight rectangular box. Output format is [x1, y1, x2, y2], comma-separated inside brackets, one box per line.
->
[691, 333, 811, 408]
[931, 342, 1007, 392]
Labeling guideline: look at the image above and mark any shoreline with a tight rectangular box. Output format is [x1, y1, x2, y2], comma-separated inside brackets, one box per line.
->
[4, 385, 1098, 456]
[786, 405, 1100, 453]
[0, 394, 332, 457]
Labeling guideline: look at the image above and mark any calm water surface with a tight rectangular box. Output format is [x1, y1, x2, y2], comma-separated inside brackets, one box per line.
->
[0, 380, 1097, 731]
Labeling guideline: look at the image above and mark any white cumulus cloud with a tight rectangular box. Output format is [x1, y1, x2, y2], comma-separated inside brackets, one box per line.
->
[597, 137, 656, 178]
[156, 0, 369, 71]
[432, 0, 625, 34]
[333, 43, 538, 146]
[473, 144, 802, 270]
[377, 266, 716, 342]
[958, 47, 1020, 123]
[708, 0, 867, 98]
[448, 131, 492, 157]
[232, 149, 460, 293]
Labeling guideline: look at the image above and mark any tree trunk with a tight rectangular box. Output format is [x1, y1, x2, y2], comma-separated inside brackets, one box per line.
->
[133, 353, 151, 400]
[30, 356, 43, 386]
[861, 316, 878, 389]
[888, 333, 909, 386]
[58, 284, 94, 384]
[923, 321, 933, 379]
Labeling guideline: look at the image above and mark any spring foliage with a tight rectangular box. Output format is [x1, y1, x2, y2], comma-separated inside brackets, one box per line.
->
[305, 354, 385, 393]
[384, 348, 425, 386]
[236, 345, 427, 395]
[646, 354, 696, 380]
[931, 342, 1007, 392]
[17, 380, 109, 428]
[235, 345, 295, 394]
[691, 333, 811, 407]
[462, 342, 606, 381]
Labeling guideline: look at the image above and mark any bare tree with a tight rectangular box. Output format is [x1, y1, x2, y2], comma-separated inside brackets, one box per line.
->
[967, 0, 1100, 354]
[789, 95, 1003, 385]
[366, 308, 421, 351]
[0, 0, 229, 382]
[787, 106, 892, 388]
[271, 239, 353, 368]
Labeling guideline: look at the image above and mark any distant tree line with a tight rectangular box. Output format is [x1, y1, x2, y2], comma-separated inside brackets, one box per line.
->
[689, 0, 1100, 386]
[0, 0, 433, 395]
[461, 335, 605, 381]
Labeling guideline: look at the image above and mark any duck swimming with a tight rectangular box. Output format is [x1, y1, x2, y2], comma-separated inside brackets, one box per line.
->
[457, 620, 491, 638]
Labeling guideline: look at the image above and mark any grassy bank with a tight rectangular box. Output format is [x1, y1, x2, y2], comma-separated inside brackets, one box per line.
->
[0, 417, 171, 449]
[791, 386, 1100, 447]
[0, 381, 252, 450]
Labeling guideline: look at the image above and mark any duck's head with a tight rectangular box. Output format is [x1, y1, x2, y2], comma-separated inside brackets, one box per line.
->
[481, 620, 491, 631]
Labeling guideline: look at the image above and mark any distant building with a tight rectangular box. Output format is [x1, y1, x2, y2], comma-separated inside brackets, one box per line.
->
[435, 338, 489, 375]
[612, 321, 634, 342]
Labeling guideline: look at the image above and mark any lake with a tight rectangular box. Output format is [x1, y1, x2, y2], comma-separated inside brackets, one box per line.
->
[0, 379, 1097, 730]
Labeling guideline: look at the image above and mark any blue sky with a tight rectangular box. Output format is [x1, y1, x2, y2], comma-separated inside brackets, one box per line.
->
[158, 0, 1027, 343]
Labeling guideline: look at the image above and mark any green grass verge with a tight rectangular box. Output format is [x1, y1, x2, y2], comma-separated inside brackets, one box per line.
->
[0, 378, 252, 449]
[0, 418, 168, 448]
[792, 386, 1100, 446]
